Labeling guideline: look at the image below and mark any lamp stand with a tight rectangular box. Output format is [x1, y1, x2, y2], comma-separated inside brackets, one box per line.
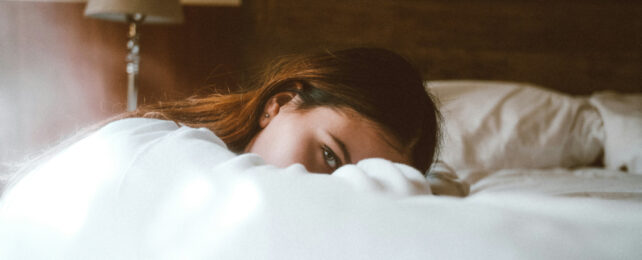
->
[126, 14, 145, 111]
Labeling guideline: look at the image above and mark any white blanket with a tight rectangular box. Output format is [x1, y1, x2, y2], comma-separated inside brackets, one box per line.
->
[1, 118, 641, 259]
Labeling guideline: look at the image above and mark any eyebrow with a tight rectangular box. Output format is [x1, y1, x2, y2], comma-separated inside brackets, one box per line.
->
[329, 133, 352, 165]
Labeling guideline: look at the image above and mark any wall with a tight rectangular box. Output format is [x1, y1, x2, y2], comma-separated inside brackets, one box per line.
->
[242, 0, 641, 94]
[0, 2, 242, 172]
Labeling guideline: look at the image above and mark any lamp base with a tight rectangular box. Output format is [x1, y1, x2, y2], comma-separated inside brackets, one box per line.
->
[127, 73, 138, 112]
[126, 14, 145, 111]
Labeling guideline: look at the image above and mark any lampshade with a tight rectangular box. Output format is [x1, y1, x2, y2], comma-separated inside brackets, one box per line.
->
[84, 0, 184, 24]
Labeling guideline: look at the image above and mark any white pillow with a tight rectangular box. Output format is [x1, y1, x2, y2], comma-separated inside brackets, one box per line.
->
[425, 80, 603, 171]
[589, 92, 642, 174]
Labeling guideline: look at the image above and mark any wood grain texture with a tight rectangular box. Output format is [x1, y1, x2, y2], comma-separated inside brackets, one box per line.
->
[241, 0, 641, 94]
[136, 5, 243, 103]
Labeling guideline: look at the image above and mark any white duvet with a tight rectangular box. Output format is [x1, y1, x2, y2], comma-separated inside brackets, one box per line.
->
[1, 118, 641, 259]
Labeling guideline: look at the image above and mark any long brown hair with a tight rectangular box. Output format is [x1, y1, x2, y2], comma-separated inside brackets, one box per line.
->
[125, 48, 440, 173]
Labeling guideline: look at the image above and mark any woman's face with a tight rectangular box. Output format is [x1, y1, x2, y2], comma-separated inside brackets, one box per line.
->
[245, 96, 410, 174]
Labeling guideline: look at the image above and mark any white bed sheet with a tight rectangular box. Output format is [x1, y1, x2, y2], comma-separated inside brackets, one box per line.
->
[1, 118, 641, 259]
[463, 168, 642, 201]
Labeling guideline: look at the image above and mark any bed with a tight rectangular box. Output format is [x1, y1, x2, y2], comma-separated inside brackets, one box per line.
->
[0, 80, 641, 259]
[428, 80, 642, 195]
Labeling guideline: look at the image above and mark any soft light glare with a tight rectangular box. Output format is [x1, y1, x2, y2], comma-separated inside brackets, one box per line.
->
[179, 178, 213, 210]
[219, 180, 260, 227]
[0, 136, 116, 237]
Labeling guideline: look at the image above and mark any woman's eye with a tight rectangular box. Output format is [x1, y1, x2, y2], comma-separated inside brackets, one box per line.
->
[322, 145, 341, 170]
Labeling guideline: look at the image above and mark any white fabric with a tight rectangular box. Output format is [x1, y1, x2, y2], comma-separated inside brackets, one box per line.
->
[1, 118, 641, 259]
[589, 92, 642, 174]
[425, 80, 604, 172]
[464, 167, 642, 201]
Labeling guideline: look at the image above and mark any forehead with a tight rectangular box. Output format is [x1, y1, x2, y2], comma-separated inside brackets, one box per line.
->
[295, 106, 411, 165]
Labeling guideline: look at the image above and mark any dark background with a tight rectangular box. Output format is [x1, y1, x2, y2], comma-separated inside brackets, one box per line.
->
[1, 0, 640, 171]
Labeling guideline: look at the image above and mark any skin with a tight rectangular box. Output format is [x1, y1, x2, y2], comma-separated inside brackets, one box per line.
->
[244, 92, 411, 174]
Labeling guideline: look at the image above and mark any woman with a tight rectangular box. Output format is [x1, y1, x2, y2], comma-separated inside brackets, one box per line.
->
[124, 47, 440, 174]
[1, 47, 444, 195]
[0, 47, 446, 258]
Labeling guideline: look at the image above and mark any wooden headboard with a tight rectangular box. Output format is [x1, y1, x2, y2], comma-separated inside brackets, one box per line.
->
[240, 0, 641, 95]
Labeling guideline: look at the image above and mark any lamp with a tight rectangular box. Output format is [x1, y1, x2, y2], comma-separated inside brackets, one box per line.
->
[84, 0, 184, 111]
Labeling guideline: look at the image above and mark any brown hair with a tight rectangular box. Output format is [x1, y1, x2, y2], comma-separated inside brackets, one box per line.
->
[126, 48, 440, 173]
